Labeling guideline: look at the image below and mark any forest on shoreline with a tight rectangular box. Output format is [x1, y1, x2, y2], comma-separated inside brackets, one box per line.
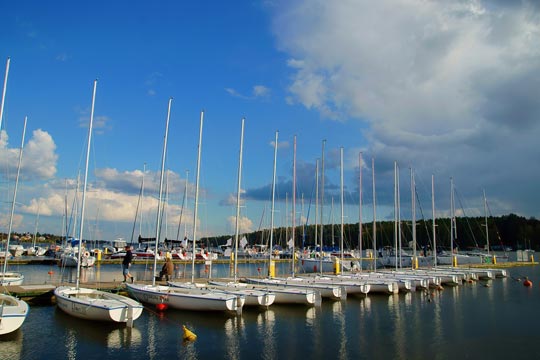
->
[3, 213, 538, 252]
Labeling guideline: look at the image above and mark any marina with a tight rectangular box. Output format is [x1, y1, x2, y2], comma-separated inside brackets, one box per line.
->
[0, 258, 539, 359]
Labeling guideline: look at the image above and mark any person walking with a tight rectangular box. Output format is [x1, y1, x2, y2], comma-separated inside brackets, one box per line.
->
[160, 253, 174, 281]
[122, 245, 134, 283]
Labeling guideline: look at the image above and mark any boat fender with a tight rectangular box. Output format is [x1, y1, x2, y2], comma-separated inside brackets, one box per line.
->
[83, 251, 90, 257]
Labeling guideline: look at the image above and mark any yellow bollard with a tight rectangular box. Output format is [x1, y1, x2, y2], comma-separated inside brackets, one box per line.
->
[269, 260, 276, 278]
[493, 255, 497, 265]
[452, 255, 457, 267]
[334, 258, 341, 275]
[96, 249, 102, 261]
[530, 254, 535, 263]
[413, 257, 418, 270]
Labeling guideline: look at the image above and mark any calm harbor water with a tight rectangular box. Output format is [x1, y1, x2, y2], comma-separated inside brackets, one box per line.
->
[2, 256, 540, 360]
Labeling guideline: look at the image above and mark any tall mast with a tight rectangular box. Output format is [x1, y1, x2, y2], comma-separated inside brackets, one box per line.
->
[268, 131, 278, 278]
[483, 189, 489, 256]
[152, 97, 172, 286]
[411, 168, 417, 269]
[450, 177, 455, 255]
[2, 116, 26, 278]
[314, 160, 319, 251]
[320, 140, 326, 249]
[176, 170, 189, 241]
[292, 135, 297, 276]
[76, 80, 97, 289]
[372, 157, 377, 270]
[340, 147, 344, 266]
[432, 174, 437, 267]
[358, 152, 363, 271]
[140, 163, 145, 239]
[32, 201, 42, 249]
[397, 165, 402, 268]
[394, 161, 398, 271]
[315, 160, 321, 274]
[0, 57, 10, 132]
[190, 110, 204, 284]
[233, 118, 245, 282]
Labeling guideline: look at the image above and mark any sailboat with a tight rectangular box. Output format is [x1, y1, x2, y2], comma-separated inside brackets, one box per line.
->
[244, 133, 322, 305]
[170, 119, 275, 308]
[126, 108, 244, 314]
[0, 107, 29, 335]
[54, 80, 143, 325]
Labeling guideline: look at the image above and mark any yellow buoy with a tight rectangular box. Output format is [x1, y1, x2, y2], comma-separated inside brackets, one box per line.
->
[182, 325, 197, 342]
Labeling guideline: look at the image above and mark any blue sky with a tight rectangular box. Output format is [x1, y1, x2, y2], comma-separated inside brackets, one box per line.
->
[1, 1, 539, 246]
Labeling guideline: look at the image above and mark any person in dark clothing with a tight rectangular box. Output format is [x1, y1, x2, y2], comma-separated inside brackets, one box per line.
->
[122, 246, 134, 283]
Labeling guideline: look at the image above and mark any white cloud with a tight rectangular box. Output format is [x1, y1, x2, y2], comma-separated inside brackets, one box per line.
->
[0, 129, 58, 181]
[227, 215, 254, 233]
[225, 85, 271, 99]
[272, 0, 540, 215]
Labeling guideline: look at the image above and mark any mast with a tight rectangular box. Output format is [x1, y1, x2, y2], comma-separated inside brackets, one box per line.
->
[411, 168, 417, 269]
[233, 118, 245, 282]
[432, 174, 437, 267]
[292, 135, 297, 276]
[175, 170, 189, 241]
[320, 140, 325, 250]
[190, 110, 204, 284]
[76, 80, 97, 289]
[358, 152, 363, 271]
[32, 201, 42, 249]
[397, 165, 402, 268]
[0, 57, 10, 132]
[450, 177, 455, 257]
[1, 116, 26, 278]
[314, 160, 318, 252]
[315, 160, 321, 274]
[152, 97, 172, 286]
[372, 157, 377, 270]
[483, 189, 489, 256]
[140, 163, 146, 240]
[268, 131, 278, 278]
[394, 161, 398, 271]
[340, 147, 344, 267]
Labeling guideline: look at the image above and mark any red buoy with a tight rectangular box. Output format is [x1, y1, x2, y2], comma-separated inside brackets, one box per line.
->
[156, 303, 168, 311]
[523, 278, 533, 287]
[47, 270, 54, 275]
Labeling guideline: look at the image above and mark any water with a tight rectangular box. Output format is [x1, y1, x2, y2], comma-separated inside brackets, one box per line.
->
[2, 257, 540, 359]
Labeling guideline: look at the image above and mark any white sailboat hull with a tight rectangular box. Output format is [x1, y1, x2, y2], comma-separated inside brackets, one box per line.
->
[0, 272, 24, 286]
[171, 281, 276, 308]
[54, 286, 143, 323]
[0, 294, 29, 335]
[59, 253, 96, 268]
[126, 283, 243, 314]
[243, 278, 322, 305]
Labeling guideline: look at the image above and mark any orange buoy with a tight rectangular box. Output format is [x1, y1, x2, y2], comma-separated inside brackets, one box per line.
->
[523, 278, 533, 287]
[47, 270, 54, 275]
[156, 302, 168, 311]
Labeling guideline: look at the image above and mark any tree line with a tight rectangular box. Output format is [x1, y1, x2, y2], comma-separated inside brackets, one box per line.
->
[204, 213, 539, 251]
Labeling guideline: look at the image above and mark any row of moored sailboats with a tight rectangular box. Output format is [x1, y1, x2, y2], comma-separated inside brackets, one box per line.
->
[0, 63, 508, 336]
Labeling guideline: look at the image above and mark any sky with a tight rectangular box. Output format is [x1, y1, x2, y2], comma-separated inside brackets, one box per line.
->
[0, 0, 539, 247]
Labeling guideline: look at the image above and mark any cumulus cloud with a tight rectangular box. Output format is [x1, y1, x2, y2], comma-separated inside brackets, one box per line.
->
[271, 0, 540, 215]
[0, 129, 58, 181]
[227, 215, 254, 233]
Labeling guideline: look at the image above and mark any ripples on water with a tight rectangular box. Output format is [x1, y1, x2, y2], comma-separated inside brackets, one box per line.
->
[2, 260, 540, 359]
